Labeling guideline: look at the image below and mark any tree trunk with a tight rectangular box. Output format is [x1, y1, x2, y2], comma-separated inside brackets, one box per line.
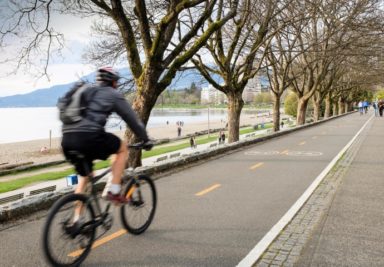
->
[338, 98, 345, 115]
[125, 71, 161, 167]
[313, 100, 321, 122]
[324, 93, 331, 118]
[349, 102, 354, 112]
[227, 93, 244, 143]
[332, 102, 338, 116]
[344, 102, 349, 113]
[272, 93, 281, 132]
[296, 98, 309, 125]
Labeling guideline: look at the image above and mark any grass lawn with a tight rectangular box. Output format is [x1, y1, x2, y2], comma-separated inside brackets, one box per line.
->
[0, 124, 272, 194]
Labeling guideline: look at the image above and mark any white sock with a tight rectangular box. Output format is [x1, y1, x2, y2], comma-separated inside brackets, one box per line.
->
[109, 183, 121, 195]
[73, 213, 80, 222]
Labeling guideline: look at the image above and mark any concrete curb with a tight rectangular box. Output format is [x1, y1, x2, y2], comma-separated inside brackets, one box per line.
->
[0, 112, 355, 223]
[0, 125, 246, 177]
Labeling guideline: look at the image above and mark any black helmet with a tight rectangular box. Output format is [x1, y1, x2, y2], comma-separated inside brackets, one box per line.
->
[96, 66, 120, 83]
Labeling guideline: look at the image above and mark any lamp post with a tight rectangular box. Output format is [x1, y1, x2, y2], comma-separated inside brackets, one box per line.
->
[208, 106, 210, 138]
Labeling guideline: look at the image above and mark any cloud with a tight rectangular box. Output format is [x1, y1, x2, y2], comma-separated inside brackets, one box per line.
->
[0, 64, 95, 97]
[0, 10, 95, 97]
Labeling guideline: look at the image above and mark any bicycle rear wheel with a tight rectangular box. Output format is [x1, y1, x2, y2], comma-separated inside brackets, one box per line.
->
[120, 175, 157, 235]
[42, 194, 96, 267]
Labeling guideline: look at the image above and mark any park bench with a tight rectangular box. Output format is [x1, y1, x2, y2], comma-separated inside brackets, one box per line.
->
[0, 193, 24, 205]
[156, 155, 168, 162]
[29, 185, 56, 196]
[170, 152, 180, 159]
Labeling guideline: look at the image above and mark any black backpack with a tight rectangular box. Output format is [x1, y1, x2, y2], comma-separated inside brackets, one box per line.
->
[57, 82, 96, 124]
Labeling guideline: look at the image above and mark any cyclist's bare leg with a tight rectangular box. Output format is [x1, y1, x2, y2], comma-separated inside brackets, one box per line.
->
[111, 140, 128, 185]
[73, 176, 89, 222]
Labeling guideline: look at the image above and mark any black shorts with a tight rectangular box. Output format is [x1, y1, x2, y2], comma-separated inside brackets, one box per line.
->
[62, 132, 121, 176]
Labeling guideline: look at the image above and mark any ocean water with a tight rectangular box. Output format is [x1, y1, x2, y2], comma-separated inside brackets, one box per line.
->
[0, 107, 228, 144]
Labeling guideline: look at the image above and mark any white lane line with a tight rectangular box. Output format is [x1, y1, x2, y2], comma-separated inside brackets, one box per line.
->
[237, 114, 374, 267]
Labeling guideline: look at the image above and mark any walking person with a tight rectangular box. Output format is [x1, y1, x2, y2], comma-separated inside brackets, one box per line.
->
[190, 136, 195, 149]
[358, 101, 363, 115]
[363, 100, 368, 114]
[373, 100, 379, 117]
[220, 131, 225, 144]
[177, 126, 182, 137]
[379, 100, 384, 117]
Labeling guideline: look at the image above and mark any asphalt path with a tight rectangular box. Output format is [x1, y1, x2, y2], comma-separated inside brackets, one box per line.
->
[0, 112, 370, 267]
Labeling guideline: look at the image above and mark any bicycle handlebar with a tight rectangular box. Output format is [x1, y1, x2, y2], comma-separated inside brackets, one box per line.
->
[128, 140, 155, 150]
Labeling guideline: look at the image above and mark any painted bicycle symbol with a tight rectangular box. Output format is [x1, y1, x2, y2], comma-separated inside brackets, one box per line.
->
[286, 151, 323, 157]
[245, 150, 323, 157]
[244, 151, 281, 156]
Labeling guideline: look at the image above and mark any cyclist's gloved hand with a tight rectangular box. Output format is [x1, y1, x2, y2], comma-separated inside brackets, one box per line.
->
[142, 140, 154, 151]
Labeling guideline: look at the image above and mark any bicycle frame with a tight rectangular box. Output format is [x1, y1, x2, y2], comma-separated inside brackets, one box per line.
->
[81, 167, 137, 228]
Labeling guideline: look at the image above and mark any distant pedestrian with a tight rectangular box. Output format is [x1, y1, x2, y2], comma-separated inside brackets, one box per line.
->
[221, 131, 225, 144]
[358, 101, 363, 115]
[177, 126, 182, 137]
[280, 121, 284, 129]
[190, 136, 194, 148]
[218, 131, 223, 144]
[379, 100, 384, 117]
[190, 135, 196, 149]
[363, 100, 368, 114]
[373, 101, 379, 117]
[166, 121, 169, 125]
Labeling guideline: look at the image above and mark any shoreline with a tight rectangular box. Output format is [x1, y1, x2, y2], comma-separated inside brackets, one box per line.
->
[0, 113, 271, 166]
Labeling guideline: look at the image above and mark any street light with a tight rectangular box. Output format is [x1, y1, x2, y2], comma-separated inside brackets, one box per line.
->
[208, 106, 210, 138]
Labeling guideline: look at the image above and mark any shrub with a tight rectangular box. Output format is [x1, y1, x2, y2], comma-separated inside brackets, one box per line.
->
[284, 92, 298, 117]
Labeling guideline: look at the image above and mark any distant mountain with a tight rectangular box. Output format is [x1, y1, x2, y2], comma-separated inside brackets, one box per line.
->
[0, 68, 222, 108]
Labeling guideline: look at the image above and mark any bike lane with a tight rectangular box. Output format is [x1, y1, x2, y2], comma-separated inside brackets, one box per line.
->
[0, 112, 371, 266]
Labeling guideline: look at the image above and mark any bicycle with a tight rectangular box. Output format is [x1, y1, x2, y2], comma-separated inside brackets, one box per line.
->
[42, 142, 157, 267]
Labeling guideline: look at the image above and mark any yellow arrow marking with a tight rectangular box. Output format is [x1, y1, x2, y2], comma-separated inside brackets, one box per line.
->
[195, 184, 221, 196]
[280, 149, 289, 155]
[69, 229, 127, 257]
[249, 162, 264, 170]
[312, 136, 318, 139]
[299, 141, 306, 145]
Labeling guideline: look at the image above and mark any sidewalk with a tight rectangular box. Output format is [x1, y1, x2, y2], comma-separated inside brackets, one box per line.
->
[250, 112, 384, 267]
[295, 115, 384, 266]
[0, 127, 273, 201]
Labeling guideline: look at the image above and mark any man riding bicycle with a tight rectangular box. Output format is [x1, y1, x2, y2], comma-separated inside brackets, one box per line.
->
[61, 66, 152, 217]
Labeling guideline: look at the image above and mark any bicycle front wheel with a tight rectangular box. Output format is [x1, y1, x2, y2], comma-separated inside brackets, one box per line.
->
[42, 194, 96, 267]
[120, 175, 157, 235]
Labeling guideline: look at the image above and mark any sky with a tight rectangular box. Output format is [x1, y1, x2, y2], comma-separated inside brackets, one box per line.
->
[0, 12, 96, 97]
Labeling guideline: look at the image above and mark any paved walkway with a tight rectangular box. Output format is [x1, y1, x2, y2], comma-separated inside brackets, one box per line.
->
[296, 114, 384, 266]
[254, 112, 384, 267]
[0, 127, 273, 201]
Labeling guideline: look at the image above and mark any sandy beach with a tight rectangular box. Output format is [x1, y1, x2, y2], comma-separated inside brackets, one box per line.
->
[0, 113, 270, 167]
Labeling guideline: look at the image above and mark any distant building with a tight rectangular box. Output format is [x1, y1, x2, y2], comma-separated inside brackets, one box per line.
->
[201, 84, 226, 104]
[201, 75, 270, 104]
[243, 75, 270, 103]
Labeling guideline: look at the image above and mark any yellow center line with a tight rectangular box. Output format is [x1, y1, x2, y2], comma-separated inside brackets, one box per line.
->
[280, 149, 289, 155]
[249, 162, 264, 170]
[299, 141, 306, 145]
[195, 184, 221, 197]
[68, 229, 127, 257]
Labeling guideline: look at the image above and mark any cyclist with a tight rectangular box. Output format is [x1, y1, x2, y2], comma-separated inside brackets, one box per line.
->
[61, 66, 152, 216]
